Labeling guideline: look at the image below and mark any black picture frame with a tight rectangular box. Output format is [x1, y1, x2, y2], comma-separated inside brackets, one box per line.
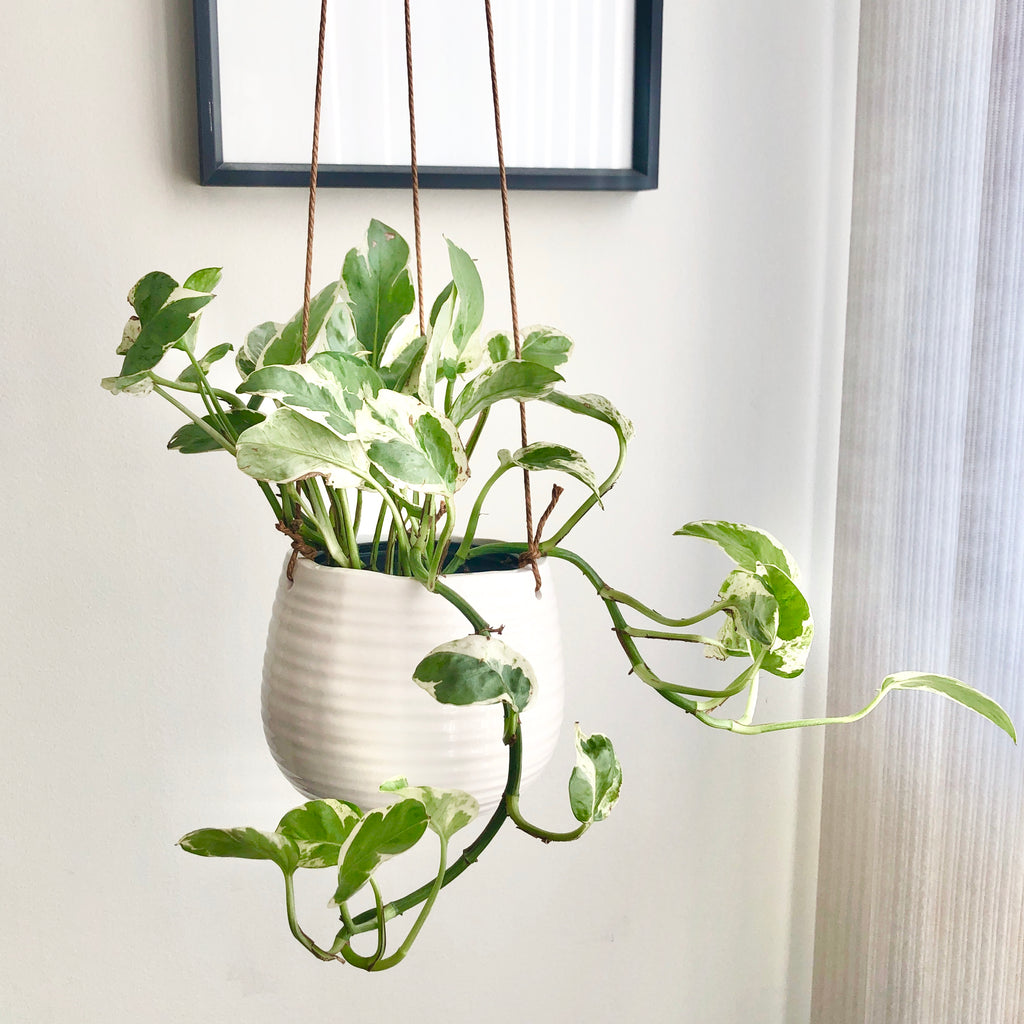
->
[193, 0, 662, 191]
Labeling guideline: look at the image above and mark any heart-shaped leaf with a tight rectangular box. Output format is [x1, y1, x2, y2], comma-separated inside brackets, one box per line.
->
[520, 326, 574, 369]
[277, 799, 362, 869]
[541, 390, 635, 443]
[358, 390, 468, 494]
[449, 360, 563, 426]
[129, 271, 177, 324]
[413, 634, 537, 713]
[332, 799, 429, 905]
[503, 442, 602, 503]
[677, 521, 799, 581]
[235, 407, 369, 486]
[178, 827, 299, 875]
[568, 725, 623, 824]
[378, 779, 479, 842]
[343, 219, 415, 367]
[237, 353, 380, 439]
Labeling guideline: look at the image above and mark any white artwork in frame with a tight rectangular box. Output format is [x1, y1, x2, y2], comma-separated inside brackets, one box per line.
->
[194, 0, 662, 190]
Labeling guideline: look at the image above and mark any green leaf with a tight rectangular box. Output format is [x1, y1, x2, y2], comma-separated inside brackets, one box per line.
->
[717, 569, 779, 647]
[235, 407, 369, 486]
[121, 305, 199, 375]
[167, 409, 264, 453]
[449, 360, 563, 426]
[759, 563, 811, 643]
[378, 779, 479, 842]
[761, 625, 813, 678]
[333, 799, 429, 904]
[413, 633, 537, 713]
[236, 321, 282, 378]
[237, 360, 366, 439]
[520, 327, 574, 369]
[877, 673, 1016, 742]
[358, 390, 468, 494]
[176, 343, 233, 384]
[504, 442, 602, 503]
[101, 370, 153, 396]
[568, 725, 623, 824]
[183, 267, 223, 293]
[485, 331, 512, 364]
[429, 281, 454, 327]
[343, 219, 415, 366]
[259, 281, 343, 368]
[541, 390, 635, 443]
[677, 521, 799, 580]
[438, 239, 485, 378]
[178, 827, 299, 875]
[417, 286, 454, 406]
[129, 271, 177, 324]
[380, 334, 427, 392]
[277, 799, 362, 869]
[324, 302, 363, 356]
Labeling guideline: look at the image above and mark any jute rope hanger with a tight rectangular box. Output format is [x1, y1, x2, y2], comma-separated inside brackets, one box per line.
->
[295, 0, 559, 590]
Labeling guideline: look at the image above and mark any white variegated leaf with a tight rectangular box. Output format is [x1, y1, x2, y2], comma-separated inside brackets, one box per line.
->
[413, 633, 536, 713]
[378, 778, 479, 842]
[357, 390, 468, 494]
[235, 407, 368, 486]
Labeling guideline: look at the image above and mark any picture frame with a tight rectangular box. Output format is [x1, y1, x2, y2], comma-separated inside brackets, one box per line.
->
[193, 0, 662, 191]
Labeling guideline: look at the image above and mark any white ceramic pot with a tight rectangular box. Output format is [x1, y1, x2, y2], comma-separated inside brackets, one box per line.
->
[261, 555, 565, 814]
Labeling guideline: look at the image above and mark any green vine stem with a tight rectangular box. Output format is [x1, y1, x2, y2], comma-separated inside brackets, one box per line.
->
[544, 430, 629, 548]
[151, 384, 235, 454]
[506, 793, 588, 843]
[284, 873, 337, 962]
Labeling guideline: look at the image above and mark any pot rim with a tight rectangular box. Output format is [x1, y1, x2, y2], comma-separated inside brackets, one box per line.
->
[289, 539, 546, 581]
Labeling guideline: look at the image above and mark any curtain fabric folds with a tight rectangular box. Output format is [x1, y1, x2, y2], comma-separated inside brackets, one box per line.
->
[812, 1, 1024, 1020]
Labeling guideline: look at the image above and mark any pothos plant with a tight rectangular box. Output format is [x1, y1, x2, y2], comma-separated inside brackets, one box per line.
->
[103, 218, 1015, 971]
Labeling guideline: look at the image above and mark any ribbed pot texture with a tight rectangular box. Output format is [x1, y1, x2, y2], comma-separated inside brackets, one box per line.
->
[262, 556, 565, 814]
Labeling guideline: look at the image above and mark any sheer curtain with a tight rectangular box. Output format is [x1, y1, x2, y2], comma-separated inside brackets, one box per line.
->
[812, 1, 1024, 1021]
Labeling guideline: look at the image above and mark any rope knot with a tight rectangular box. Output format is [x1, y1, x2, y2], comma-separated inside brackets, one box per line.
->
[277, 518, 317, 583]
[518, 484, 564, 593]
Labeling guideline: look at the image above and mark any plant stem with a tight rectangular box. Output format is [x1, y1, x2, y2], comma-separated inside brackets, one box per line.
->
[304, 480, 349, 567]
[599, 590, 732, 629]
[463, 407, 490, 459]
[151, 384, 235, 454]
[335, 488, 361, 566]
[257, 482, 284, 521]
[370, 501, 388, 570]
[446, 461, 513, 572]
[149, 373, 247, 410]
[544, 432, 629, 547]
[368, 837, 448, 971]
[506, 793, 589, 843]
[339, 880, 388, 969]
[284, 873, 336, 961]
[694, 687, 892, 735]
[428, 499, 456, 586]
[344, 704, 521, 937]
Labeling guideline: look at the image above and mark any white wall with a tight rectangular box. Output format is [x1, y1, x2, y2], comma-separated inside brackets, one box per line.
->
[1, 3, 855, 1022]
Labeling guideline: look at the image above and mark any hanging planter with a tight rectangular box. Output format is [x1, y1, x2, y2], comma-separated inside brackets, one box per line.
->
[263, 549, 564, 813]
[100, 0, 1014, 973]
